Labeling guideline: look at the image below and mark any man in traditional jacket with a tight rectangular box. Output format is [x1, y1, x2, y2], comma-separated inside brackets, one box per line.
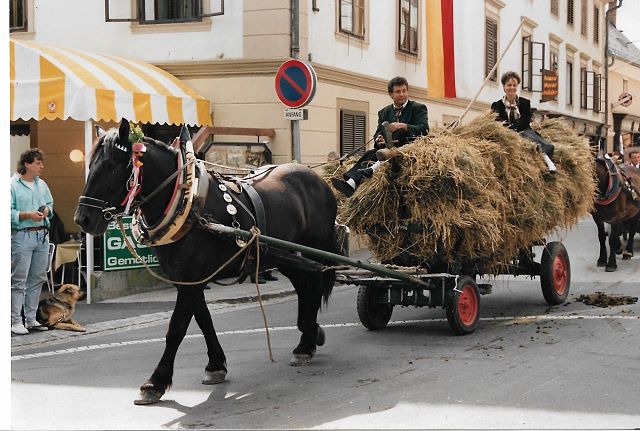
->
[332, 76, 429, 197]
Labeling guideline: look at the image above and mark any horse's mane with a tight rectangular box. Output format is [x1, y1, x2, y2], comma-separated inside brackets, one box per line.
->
[91, 128, 178, 161]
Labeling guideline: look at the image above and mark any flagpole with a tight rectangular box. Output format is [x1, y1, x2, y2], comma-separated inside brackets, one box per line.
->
[457, 17, 526, 125]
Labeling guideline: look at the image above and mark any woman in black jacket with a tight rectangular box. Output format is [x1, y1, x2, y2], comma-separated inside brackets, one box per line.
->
[491, 71, 556, 172]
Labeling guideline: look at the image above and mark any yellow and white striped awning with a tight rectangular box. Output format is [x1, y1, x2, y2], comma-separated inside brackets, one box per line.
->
[10, 39, 211, 126]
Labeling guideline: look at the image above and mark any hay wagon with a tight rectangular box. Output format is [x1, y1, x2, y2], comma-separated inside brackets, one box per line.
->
[203, 221, 570, 335]
[334, 240, 570, 335]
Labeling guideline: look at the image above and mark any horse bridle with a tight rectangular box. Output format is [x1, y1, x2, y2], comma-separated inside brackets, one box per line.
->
[77, 195, 121, 221]
[78, 139, 192, 222]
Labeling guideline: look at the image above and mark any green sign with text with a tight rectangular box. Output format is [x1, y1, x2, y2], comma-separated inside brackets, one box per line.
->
[102, 216, 159, 271]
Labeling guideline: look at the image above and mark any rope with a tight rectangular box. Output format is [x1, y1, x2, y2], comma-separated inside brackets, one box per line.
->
[117, 220, 256, 286]
[307, 136, 376, 171]
[251, 228, 274, 362]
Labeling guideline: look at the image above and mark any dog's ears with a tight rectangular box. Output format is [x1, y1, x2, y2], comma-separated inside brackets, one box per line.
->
[60, 284, 79, 293]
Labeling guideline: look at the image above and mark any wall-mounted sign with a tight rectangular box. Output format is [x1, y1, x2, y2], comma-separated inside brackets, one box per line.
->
[618, 92, 632, 108]
[284, 108, 308, 120]
[541, 69, 559, 102]
[103, 217, 159, 271]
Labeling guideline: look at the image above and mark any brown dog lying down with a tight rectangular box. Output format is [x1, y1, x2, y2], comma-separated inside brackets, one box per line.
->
[37, 284, 87, 332]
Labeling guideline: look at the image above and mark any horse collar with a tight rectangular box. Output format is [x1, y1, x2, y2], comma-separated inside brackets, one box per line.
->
[595, 158, 622, 206]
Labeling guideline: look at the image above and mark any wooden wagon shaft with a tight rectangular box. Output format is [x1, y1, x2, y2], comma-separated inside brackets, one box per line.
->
[202, 221, 429, 288]
[336, 268, 430, 277]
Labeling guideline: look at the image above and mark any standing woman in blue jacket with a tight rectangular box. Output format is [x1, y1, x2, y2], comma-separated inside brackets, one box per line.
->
[491, 71, 557, 172]
[11, 149, 54, 335]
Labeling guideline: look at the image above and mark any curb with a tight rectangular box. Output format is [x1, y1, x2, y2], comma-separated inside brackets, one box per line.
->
[11, 290, 299, 352]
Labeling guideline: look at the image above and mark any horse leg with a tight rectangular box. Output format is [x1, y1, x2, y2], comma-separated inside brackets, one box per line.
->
[622, 220, 637, 260]
[594, 216, 608, 267]
[192, 287, 227, 385]
[135, 287, 195, 405]
[281, 268, 325, 366]
[607, 224, 621, 272]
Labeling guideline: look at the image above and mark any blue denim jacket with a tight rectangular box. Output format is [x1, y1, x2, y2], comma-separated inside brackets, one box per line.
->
[10, 173, 54, 230]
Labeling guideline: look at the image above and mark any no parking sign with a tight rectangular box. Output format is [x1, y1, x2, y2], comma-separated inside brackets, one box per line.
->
[275, 59, 317, 109]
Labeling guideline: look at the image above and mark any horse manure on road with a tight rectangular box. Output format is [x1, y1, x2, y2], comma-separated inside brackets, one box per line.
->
[328, 112, 595, 274]
[576, 292, 638, 308]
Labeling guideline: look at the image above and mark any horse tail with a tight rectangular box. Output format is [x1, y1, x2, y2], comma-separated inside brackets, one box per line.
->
[320, 223, 340, 307]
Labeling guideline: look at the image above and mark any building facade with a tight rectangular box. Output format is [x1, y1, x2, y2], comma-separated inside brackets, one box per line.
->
[607, 19, 640, 155]
[10, 0, 613, 232]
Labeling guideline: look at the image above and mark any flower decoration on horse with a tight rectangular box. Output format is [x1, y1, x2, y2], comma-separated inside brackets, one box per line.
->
[129, 123, 147, 168]
[123, 123, 146, 213]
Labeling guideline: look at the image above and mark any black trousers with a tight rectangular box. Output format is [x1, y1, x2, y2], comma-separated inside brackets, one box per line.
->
[343, 129, 410, 182]
[520, 128, 554, 157]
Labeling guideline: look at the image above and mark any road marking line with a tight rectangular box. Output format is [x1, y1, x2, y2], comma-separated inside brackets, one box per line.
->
[11, 314, 638, 362]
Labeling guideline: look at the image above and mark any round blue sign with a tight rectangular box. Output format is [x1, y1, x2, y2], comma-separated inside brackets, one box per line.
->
[275, 59, 317, 108]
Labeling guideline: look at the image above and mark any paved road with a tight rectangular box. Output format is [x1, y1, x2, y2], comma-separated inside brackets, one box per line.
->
[10, 218, 640, 429]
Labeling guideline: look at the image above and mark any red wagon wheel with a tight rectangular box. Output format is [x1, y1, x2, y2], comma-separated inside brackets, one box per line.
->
[446, 276, 480, 335]
[540, 241, 571, 305]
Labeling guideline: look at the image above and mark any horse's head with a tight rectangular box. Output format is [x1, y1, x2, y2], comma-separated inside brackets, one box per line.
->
[74, 120, 135, 235]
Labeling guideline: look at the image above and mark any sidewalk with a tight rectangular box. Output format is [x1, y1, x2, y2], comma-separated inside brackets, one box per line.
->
[11, 249, 372, 351]
[11, 271, 298, 351]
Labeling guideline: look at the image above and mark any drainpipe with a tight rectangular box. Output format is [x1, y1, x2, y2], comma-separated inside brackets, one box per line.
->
[603, 0, 623, 152]
[291, 0, 300, 59]
[290, 0, 301, 162]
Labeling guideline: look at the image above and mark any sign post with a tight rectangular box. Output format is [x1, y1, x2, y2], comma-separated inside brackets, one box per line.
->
[275, 59, 317, 162]
[102, 216, 159, 271]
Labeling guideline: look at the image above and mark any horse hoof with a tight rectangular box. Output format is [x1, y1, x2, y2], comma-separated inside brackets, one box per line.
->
[134, 383, 164, 405]
[605, 265, 617, 272]
[315, 326, 326, 347]
[289, 353, 313, 366]
[596, 261, 607, 267]
[202, 369, 227, 385]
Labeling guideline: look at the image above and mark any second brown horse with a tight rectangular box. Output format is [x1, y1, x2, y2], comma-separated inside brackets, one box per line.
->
[592, 155, 640, 271]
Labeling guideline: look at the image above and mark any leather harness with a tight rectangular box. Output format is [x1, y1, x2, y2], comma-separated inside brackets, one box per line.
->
[595, 156, 640, 206]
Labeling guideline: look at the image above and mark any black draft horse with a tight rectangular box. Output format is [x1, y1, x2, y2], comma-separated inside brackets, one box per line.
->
[74, 120, 339, 404]
[592, 155, 640, 272]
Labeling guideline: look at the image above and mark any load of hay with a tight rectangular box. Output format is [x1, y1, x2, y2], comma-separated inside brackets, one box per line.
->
[326, 112, 595, 273]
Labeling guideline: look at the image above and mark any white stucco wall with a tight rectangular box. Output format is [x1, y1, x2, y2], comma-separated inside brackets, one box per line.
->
[307, 0, 427, 89]
[454, 0, 606, 124]
[24, 0, 243, 61]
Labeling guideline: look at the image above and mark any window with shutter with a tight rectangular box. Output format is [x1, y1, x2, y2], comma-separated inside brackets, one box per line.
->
[485, 17, 498, 81]
[105, 0, 224, 23]
[339, 0, 366, 38]
[10, 0, 27, 32]
[521, 37, 545, 92]
[550, 0, 559, 16]
[593, 7, 600, 43]
[398, 0, 419, 55]
[580, 0, 587, 36]
[580, 67, 588, 109]
[566, 61, 574, 106]
[567, 0, 575, 26]
[340, 110, 367, 157]
[593, 73, 602, 113]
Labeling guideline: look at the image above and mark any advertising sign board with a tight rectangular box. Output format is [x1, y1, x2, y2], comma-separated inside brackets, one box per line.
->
[102, 216, 159, 271]
[541, 69, 559, 102]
